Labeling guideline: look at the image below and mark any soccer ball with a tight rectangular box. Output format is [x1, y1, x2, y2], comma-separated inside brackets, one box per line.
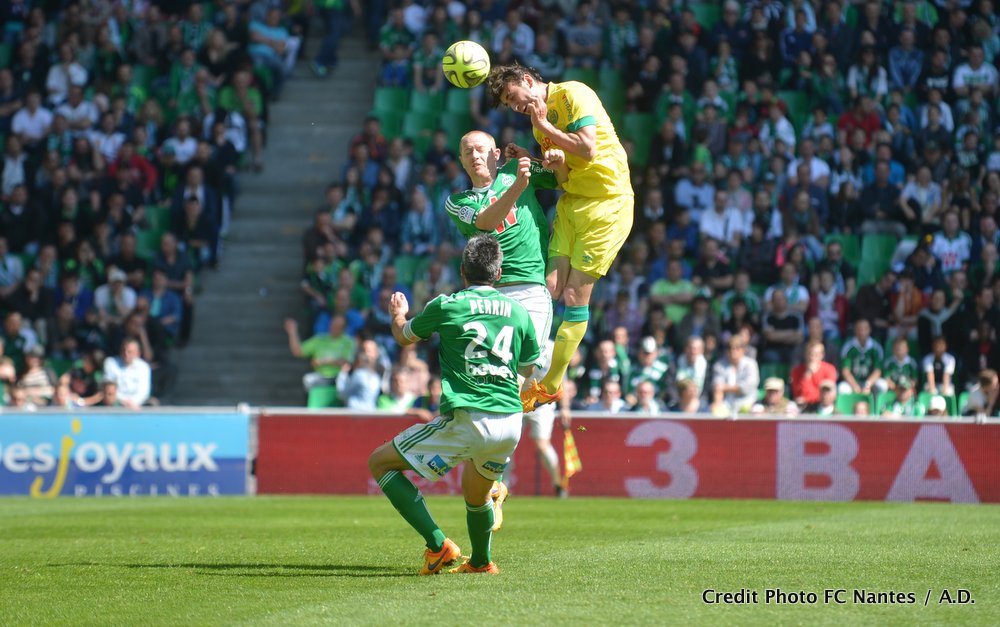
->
[442, 40, 491, 89]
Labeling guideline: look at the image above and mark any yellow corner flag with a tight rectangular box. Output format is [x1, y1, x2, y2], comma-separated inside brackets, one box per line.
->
[563, 429, 582, 488]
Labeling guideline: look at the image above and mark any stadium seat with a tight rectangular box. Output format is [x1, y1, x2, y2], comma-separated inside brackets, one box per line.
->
[598, 85, 626, 124]
[401, 111, 438, 158]
[858, 234, 898, 285]
[133, 64, 157, 91]
[47, 358, 75, 378]
[777, 90, 810, 136]
[0, 43, 10, 68]
[394, 255, 421, 285]
[823, 233, 860, 261]
[307, 385, 340, 409]
[562, 67, 599, 89]
[438, 112, 475, 147]
[371, 109, 404, 140]
[958, 391, 970, 415]
[408, 90, 446, 114]
[445, 89, 472, 114]
[918, 392, 957, 417]
[136, 229, 163, 261]
[875, 391, 896, 415]
[146, 204, 172, 232]
[598, 67, 624, 92]
[760, 363, 791, 385]
[690, 3, 721, 29]
[621, 112, 655, 169]
[373, 87, 409, 114]
[835, 392, 873, 416]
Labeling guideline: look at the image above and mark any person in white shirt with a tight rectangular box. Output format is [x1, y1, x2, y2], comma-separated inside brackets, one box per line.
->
[673, 162, 715, 223]
[492, 8, 535, 58]
[953, 43, 999, 97]
[11, 91, 54, 147]
[45, 42, 89, 106]
[102, 337, 151, 408]
[0, 236, 24, 302]
[56, 85, 99, 135]
[786, 138, 831, 185]
[94, 268, 137, 330]
[758, 102, 796, 154]
[930, 210, 973, 274]
[162, 117, 198, 165]
[699, 189, 744, 252]
[88, 112, 126, 161]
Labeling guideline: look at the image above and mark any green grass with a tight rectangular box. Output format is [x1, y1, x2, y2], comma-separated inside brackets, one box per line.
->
[1, 497, 998, 625]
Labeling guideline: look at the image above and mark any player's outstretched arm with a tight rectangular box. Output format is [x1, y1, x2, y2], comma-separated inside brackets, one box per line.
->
[389, 292, 418, 347]
[474, 156, 531, 231]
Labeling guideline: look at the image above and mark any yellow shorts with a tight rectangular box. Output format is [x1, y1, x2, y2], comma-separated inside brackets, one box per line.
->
[549, 193, 634, 277]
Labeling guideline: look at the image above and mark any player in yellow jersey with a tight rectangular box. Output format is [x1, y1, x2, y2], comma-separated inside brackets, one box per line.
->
[486, 64, 634, 412]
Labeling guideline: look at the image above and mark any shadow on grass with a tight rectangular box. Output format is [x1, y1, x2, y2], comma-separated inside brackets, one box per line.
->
[48, 563, 415, 578]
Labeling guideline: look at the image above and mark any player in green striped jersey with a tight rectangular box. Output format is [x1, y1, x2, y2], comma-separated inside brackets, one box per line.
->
[368, 234, 540, 575]
[447, 130, 572, 509]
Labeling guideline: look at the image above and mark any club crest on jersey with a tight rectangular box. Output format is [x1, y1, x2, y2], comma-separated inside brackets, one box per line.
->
[547, 110, 558, 124]
[499, 173, 515, 187]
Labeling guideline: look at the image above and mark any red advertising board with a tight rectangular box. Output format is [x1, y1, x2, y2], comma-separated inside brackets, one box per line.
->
[256, 413, 1000, 503]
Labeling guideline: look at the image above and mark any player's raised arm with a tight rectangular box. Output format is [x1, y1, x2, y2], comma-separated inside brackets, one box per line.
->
[389, 292, 418, 346]
[527, 99, 597, 162]
[541, 149, 569, 185]
[475, 156, 531, 231]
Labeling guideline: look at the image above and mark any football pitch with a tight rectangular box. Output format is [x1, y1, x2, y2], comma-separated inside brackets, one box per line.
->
[2, 496, 997, 625]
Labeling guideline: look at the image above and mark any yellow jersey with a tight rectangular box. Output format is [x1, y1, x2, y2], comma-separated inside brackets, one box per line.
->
[532, 81, 633, 198]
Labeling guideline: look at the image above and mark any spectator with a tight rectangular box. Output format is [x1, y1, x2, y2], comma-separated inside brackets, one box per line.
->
[675, 290, 721, 355]
[248, 8, 301, 99]
[17, 345, 57, 406]
[673, 161, 714, 223]
[839, 318, 885, 395]
[760, 290, 804, 364]
[700, 190, 744, 253]
[810, 379, 839, 415]
[587, 379, 627, 414]
[140, 269, 183, 339]
[926, 395, 948, 418]
[711, 336, 760, 415]
[965, 369, 1000, 417]
[336, 338, 383, 410]
[102, 337, 151, 408]
[931, 210, 973, 275]
[923, 336, 956, 397]
[888, 268, 926, 342]
[93, 267, 137, 331]
[791, 341, 838, 407]
[881, 377, 925, 418]
[311, 0, 361, 77]
[881, 336, 921, 393]
[630, 380, 664, 414]
[673, 336, 708, 399]
[284, 315, 355, 393]
[752, 377, 800, 416]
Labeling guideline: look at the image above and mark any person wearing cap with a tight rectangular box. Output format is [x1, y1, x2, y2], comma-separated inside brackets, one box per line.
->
[93, 266, 137, 330]
[882, 377, 925, 418]
[927, 395, 948, 417]
[810, 380, 838, 415]
[628, 336, 670, 402]
[16, 344, 57, 406]
[752, 377, 800, 417]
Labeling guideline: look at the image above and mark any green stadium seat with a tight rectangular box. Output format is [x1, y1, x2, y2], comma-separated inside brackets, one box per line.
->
[858, 234, 899, 285]
[47, 358, 75, 378]
[402, 111, 438, 158]
[136, 229, 163, 261]
[778, 90, 810, 136]
[307, 385, 340, 409]
[958, 391, 970, 415]
[562, 67, 598, 89]
[371, 109, 404, 140]
[598, 85, 626, 123]
[918, 392, 957, 417]
[0, 43, 10, 68]
[445, 88, 472, 114]
[875, 391, 896, 415]
[760, 363, 791, 385]
[621, 112, 655, 169]
[598, 67, 624, 92]
[823, 233, 860, 261]
[394, 255, 421, 285]
[438, 112, 475, 147]
[373, 87, 409, 114]
[146, 204, 172, 232]
[408, 90, 445, 114]
[133, 64, 157, 91]
[690, 3, 721, 29]
[835, 392, 873, 416]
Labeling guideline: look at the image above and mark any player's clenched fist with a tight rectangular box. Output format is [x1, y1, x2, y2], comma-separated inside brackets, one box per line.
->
[542, 149, 565, 169]
[389, 292, 409, 317]
[505, 143, 529, 160]
[515, 156, 532, 184]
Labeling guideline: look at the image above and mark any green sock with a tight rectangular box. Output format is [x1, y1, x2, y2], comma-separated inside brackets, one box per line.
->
[378, 470, 447, 551]
[466, 500, 494, 568]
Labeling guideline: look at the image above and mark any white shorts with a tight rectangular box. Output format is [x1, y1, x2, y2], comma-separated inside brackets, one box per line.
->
[524, 401, 555, 440]
[393, 408, 523, 482]
[498, 283, 552, 371]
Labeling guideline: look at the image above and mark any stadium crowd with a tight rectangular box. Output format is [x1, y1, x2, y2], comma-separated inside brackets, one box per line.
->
[288, 0, 1000, 418]
[0, 0, 300, 409]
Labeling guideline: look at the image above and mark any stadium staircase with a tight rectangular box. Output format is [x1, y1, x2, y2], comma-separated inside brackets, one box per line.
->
[168, 30, 378, 406]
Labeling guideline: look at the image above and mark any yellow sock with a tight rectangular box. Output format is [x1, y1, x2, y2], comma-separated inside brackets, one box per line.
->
[540, 306, 589, 393]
